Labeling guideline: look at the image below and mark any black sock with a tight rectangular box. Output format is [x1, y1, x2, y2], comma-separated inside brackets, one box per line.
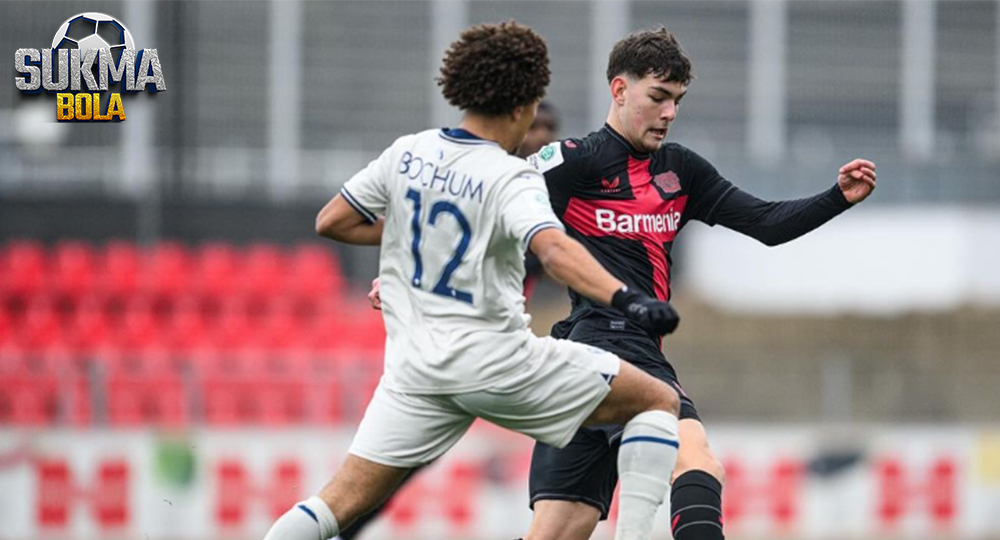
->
[670, 470, 724, 540]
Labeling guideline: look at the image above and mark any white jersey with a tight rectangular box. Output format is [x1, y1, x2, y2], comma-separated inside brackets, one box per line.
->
[341, 128, 564, 394]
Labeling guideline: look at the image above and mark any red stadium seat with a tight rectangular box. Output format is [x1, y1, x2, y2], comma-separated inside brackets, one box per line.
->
[0, 374, 60, 425]
[0, 240, 47, 301]
[67, 298, 113, 356]
[257, 375, 309, 425]
[0, 305, 12, 348]
[99, 241, 140, 300]
[14, 298, 62, 354]
[194, 346, 310, 426]
[165, 300, 209, 354]
[64, 373, 93, 426]
[309, 375, 344, 424]
[253, 302, 303, 352]
[242, 244, 286, 301]
[105, 372, 189, 427]
[0, 346, 93, 426]
[102, 348, 188, 427]
[194, 243, 241, 302]
[51, 241, 97, 302]
[142, 242, 191, 300]
[115, 299, 163, 351]
[307, 302, 385, 355]
[349, 308, 386, 353]
[209, 301, 253, 353]
[304, 307, 344, 353]
[286, 245, 344, 306]
[199, 371, 308, 426]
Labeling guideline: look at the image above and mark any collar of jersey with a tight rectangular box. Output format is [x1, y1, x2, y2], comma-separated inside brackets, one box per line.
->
[602, 123, 652, 159]
[439, 128, 500, 147]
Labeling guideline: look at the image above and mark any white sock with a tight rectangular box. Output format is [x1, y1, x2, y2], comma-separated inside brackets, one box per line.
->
[262, 496, 339, 540]
[615, 410, 679, 540]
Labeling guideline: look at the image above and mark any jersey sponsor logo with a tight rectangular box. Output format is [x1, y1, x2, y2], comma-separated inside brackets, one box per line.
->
[528, 142, 564, 174]
[600, 176, 622, 193]
[594, 208, 680, 234]
[653, 171, 681, 195]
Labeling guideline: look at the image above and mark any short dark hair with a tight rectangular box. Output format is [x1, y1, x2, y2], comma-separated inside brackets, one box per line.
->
[606, 27, 693, 86]
[438, 21, 550, 116]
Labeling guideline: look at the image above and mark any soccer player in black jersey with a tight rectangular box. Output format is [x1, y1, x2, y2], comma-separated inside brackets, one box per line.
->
[522, 28, 875, 540]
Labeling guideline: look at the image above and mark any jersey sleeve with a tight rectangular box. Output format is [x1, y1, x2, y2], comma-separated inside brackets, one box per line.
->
[495, 170, 565, 251]
[340, 144, 395, 223]
[527, 139, 590, 213]
[680, 147, 738, 226]
[709, 184, 852, 246]
[681, 147, 853, 245]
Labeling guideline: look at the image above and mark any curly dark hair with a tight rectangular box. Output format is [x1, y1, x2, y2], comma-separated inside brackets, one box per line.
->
[438, 21, 550, 116]
[606, 27, 693, 85]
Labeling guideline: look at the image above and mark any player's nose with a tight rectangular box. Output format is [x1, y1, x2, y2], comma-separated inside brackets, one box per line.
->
[662, 101, 677, 121]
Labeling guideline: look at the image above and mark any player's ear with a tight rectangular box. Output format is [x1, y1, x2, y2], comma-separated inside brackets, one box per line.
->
[511, 104, 526, 122]
[610, 76, 629, 105]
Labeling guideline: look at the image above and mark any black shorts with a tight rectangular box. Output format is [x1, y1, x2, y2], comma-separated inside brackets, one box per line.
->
[529, 316, 700, 519]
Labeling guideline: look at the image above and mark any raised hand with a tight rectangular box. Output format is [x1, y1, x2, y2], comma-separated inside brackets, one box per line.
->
[838, 158, 877, 204]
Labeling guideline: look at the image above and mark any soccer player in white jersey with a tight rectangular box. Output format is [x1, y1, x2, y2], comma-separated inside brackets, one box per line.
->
[262, 21, 683, 540]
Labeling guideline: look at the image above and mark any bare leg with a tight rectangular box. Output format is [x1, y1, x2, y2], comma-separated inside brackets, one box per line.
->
[317, 454, 412, 532]
[585, 359, 679, 425]
[261, 454, 410, 540]
[669, 418, 726, 540]
[672, 418, 724, 482]
[524, 500, 602, 540]
[336, 465, 426, 539]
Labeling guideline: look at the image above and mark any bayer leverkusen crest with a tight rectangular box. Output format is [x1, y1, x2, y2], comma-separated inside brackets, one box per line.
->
[653, 171, 681, 195]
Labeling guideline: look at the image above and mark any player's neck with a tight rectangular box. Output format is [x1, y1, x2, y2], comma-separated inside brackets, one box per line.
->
[605, 108, 629, 141]
[459, 115, 518, 154]
[605, 108, 646, 154]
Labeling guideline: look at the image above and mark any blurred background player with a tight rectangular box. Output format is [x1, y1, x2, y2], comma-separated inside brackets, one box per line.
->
[262, 21, 686, 540]
[522, 27, 875, 540]
[520, 101, 561, 300]
[519, 101, 561, 159]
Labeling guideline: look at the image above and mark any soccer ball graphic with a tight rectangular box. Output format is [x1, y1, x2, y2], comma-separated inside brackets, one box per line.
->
[51, 12, 135, 64]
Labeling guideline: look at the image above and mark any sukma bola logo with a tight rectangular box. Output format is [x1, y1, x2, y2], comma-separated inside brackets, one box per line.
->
[13, 12, 166, 121]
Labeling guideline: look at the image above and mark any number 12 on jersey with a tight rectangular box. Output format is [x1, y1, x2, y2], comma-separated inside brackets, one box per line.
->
[405, 188, 474, 304]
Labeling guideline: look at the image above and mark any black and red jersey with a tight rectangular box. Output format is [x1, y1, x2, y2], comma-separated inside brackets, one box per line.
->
[533, 124, 852, 341]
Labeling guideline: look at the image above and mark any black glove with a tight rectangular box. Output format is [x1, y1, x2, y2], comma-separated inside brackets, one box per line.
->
[611, 286, 680, 336]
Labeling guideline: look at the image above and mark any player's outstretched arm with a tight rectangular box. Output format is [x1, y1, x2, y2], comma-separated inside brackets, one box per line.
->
[529, 228, 680, 335]
[709, 158, 877, 247]
[315, 194, 384, 246]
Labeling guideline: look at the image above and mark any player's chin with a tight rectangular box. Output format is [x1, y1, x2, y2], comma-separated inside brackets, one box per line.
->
[642, 131, 667, 152]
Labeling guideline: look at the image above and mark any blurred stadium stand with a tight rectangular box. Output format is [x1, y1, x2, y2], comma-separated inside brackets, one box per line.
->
[1, 0, 999, 426]
[0, 240, 382, 427]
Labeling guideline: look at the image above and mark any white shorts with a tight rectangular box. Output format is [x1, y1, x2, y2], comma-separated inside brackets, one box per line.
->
[348, 336, 621, 468]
